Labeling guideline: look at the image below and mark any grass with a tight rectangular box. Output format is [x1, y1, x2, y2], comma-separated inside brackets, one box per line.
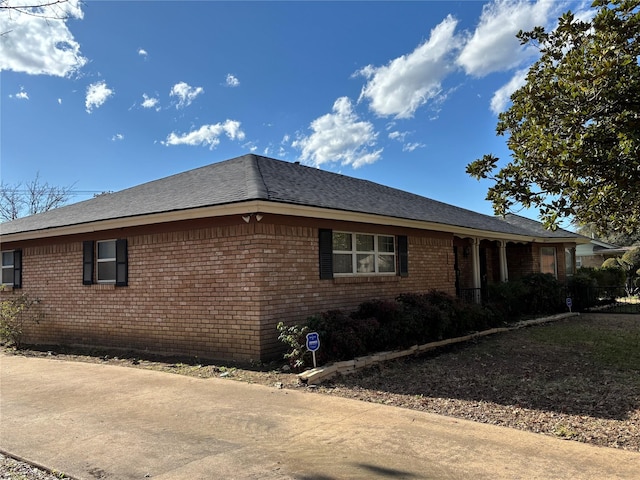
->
[526, 316, 640, 370]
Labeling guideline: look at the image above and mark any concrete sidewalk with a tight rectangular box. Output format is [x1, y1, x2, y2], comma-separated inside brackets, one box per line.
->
[1, 354, 638, 480]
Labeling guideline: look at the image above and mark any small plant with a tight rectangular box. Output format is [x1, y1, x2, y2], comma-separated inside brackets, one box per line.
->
[0, 291, 43, 348]
[276, 321, 310, 371]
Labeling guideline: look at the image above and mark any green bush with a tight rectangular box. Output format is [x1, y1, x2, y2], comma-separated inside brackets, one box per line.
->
[0, 292, 43, 348]
[567, 273, 599, 310]
[276, 321, 311, 371]
[278, 277, 572, 368]
[520, 273, 564, 314]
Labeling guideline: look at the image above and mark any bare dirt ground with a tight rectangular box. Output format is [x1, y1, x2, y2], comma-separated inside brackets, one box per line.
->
[2, 313, 639, 478]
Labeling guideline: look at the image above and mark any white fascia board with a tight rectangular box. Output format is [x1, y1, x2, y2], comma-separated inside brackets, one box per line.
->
[0, 200, 583, 245]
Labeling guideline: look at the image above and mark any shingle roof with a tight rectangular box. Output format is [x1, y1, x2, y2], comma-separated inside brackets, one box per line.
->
[0, 154, 580, 240]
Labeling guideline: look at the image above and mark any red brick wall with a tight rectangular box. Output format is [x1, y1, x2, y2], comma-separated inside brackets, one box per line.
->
[1, 214, 455, 362]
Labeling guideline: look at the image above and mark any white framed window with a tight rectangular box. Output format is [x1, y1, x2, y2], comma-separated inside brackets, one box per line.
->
[332, 232, 396, 275]
[540, 247, 557, 278]
[97, 240, 117, 283]
[1, 249, 21, 288]
[2, 251, 15, 285]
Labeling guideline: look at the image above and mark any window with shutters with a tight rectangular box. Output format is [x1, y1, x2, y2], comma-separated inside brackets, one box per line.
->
[319, 229, 407, 279]
[1, 250, 21, 287]
[83, 239, 128, 286]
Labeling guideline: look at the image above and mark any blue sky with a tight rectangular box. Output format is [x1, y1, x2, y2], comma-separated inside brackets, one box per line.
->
[1, 0, 592, 218]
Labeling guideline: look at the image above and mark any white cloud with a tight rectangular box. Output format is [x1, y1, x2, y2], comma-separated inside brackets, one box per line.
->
[293, 97, 382, 169]
[9, 86, 29, 100]
[356, 15, 461, 119]
[225, 74, 240, 87]
[0, 0, 86, 77]
[141, 93, 160, 110]
[402, 142, 425, 152]
[457, 0, 556, 77]
[490, 68, 529, 114]
[112, 133, 124, 141]
[170, 81, 204, 109]
[162, 120, 245, 149]
[85, 81, 114, 113]
[138, 48, 148, 57]
[388, 130, 424, 152]
[388, 131, 408, 142]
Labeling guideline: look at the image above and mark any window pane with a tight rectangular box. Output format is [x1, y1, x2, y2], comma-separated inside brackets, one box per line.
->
[378, 236, 395, 253]
[2, 268, 14, 284]
[540, 247, 556, 275]
[2, 251, 13, 266]
[565, 248, 574, 275]
[98, 241, 116, 260]
[378, 254, 395, 273]
[98, 261, 116, 282]
[333, 253, 353, 273]
[356, 253, 375, 273]
[332, 233, 352, 251]
[356, 234, 374, 252]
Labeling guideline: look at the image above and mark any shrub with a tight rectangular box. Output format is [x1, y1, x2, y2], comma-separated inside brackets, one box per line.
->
[520, 273, 564, 315]
[567, 273, 599, 310]
[276, 321, 311, 371]
[351, 299, 404, 351]
[277, 277, 571, 367]
[487, 280, 528, 319]
[0, 292, 43, 348]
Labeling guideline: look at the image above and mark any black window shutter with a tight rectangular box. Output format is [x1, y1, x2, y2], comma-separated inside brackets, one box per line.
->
[83, 241, 94, 285]
[398, 235, 408, 277]
[13, 249, 22, 288]
[318, 229, 333, 280]
[115, 239, 128, 287]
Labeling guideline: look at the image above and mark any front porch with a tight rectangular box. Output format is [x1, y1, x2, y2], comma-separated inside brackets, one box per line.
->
[453, 236, 576, 303]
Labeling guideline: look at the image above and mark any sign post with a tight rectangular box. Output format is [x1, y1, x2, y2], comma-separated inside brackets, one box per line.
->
[306, 332, 320, 368]
[566, 297, 573, 313]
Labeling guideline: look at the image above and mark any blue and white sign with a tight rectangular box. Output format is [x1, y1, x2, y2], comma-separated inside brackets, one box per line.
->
[566, 297, 573, 311]
[306, 332, 320, 352]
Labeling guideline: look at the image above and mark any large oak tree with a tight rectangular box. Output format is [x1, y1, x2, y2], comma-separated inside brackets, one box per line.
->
[467, 0, 640, 234]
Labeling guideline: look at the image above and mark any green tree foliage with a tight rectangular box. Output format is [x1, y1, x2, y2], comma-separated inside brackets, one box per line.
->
[467, 0, 640, 234]
[620, 247, 640, 293]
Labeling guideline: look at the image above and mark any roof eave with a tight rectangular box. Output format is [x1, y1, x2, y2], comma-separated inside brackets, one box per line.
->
[0, 200, 583, 244]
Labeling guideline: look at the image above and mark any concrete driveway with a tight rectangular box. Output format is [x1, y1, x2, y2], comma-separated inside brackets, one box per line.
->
[1, 354, 638, 479]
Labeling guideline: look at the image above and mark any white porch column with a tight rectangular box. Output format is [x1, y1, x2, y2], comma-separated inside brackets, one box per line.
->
[470, 238, 481, 302]
[498, 240, 509, 283]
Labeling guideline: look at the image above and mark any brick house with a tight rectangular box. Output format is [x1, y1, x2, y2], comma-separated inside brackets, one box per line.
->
[0, 155, 585, 361]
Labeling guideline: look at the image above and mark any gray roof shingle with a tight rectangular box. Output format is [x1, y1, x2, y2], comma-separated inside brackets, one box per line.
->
[0, 154, 580, 240]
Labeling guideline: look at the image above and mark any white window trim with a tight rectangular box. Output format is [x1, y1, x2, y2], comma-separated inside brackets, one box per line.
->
[96, 240, 117, 284]
[1, 250, 14, 286]
[540, 247, 558, 278]
[333, 231, 396, 276]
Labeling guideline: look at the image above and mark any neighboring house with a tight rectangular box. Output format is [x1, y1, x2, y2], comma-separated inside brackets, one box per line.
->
[0, 155, 586, 361]
[576, 239, 632, 269]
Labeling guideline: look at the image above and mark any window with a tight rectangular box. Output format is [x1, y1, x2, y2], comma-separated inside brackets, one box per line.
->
[1, 250, 22, 288]
[540, 247, 557, 277]
[97, 240, 117, 283]
[83, 239, 128, 286]
[565, 248, 575, 276]
[319, 229, 407, 279]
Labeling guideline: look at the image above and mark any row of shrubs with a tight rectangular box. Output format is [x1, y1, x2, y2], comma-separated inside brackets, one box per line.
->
[278, 273, 570, 370]
[565, 266, 628, 311]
